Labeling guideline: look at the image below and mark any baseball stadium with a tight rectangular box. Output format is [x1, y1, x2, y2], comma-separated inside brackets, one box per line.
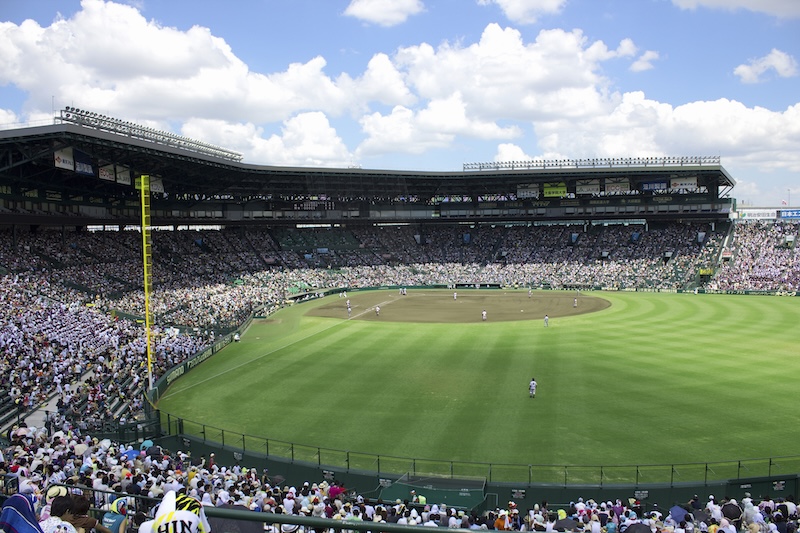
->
[1, 110, 799, 524]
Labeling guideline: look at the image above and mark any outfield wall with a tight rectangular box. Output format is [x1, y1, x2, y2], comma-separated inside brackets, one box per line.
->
[150, 431, 800, 513]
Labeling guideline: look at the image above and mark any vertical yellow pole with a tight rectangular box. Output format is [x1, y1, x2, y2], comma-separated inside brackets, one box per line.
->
[136, 175, 154, 390]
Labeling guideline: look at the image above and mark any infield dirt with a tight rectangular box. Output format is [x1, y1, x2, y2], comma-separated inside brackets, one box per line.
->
[307, 289, 610, 323]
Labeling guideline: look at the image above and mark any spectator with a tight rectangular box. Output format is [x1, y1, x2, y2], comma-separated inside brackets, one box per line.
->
[38, 496, 77, 533]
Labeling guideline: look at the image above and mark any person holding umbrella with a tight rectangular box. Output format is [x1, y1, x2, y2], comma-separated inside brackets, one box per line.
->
[720, 499, 743, 532]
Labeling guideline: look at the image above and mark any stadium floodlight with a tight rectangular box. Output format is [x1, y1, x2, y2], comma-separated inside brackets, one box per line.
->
[57, 106, 243, 162]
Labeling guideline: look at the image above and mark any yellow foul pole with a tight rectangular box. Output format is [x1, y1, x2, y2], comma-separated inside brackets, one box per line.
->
[136, 175, 155, 390]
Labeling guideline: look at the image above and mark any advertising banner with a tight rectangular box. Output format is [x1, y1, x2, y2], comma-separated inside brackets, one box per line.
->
[543, 182, 567, 198]
[150, 177, 165, 193]
[116, 167, 131, 185]
[73, 149, 95, 176]
[641, 181, 668, 191]
[516, 183, 540, 199]
[575, 179, 600, 195]
[54, 147, 75, 171]
[670, 176, 698, 190]
[605, 178, 629, 194]
[99, 165, 115, 182]
[738, 209, 777, 220]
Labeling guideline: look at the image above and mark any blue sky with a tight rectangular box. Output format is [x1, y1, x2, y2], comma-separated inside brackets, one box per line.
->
[1, 0, 798, 206]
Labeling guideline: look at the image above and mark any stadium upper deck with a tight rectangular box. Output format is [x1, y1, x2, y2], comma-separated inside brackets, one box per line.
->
[0, 108, 735, 227]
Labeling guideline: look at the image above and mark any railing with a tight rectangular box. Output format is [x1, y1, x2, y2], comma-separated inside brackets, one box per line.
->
[160, 412, 800, 486]
[463, 156, 721, 171]
[206, 506, 455, 533]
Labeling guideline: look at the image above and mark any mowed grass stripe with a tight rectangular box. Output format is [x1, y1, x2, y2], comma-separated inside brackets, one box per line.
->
[157, 290, 800, 469]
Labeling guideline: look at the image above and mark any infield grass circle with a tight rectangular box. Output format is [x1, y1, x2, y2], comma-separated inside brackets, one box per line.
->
[157, 289, 800, 475]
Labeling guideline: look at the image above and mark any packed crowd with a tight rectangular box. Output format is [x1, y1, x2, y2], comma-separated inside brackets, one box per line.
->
[1, 220, 797, 436]
[2, 221, 735, 300]
[2, 221, 741, 331]
[0, 272, 210, 432]
[708, 221, 800, 292]
[1, 424, 798, 533]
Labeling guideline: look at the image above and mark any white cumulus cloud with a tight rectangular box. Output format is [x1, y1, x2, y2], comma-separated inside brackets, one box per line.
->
[343, 0, 425, 26]
[0, 0, 797, 203]
[671, 0, 800, 18]
[477, 0, 567, 24]
[184, 113, 354, 167]
[630, 50, 660, 72]
[734, 49, 798, 83]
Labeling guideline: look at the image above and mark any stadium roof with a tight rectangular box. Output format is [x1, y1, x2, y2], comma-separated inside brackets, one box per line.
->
[0, 121, 735, 205]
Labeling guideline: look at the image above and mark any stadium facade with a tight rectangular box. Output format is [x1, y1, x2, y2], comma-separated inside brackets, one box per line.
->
[0, 108, 739, 229]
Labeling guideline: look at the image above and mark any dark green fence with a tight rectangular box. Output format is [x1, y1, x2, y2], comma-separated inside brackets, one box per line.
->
[158, 411, 800, 486]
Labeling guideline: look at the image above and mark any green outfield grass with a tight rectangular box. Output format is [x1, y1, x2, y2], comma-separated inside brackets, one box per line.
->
[157, 289, 800, 476]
